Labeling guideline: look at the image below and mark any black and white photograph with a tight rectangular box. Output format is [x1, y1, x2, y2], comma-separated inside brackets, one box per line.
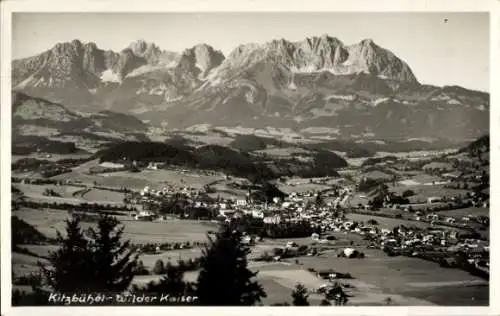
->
[0, 1, 495, 313]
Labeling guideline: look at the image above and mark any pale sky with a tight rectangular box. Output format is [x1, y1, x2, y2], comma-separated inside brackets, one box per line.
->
[12, 12, 489, 92]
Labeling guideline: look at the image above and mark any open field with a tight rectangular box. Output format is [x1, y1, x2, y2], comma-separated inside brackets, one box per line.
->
[54, 169, 225, 191]
[296, 247, 488, 305]
[389, 183, 468, 203]
[359, 170, 393, 181]
[22, 244, 59, 257]
[15, 208, 216, 244]
[100, 169, 223, 189]
[15, 183, 84, 197]
[12, 153, 92, 163]
[437, 207, 489, 218]
[13, 208, 216, 279]
[208, 182, 248, 200]
[117, 219, 217, 244]
[14, 208, 74, 239]
[81, 188, 125, 204]
[402, 174, 445, 185]
[12, 252, 49, 276]
[14, 184, 126, 206]
[346, 213, 438, 230]
[278, 183, 333, 194]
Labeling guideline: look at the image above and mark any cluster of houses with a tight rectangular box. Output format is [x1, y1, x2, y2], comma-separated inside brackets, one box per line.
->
[213, 187, 354, 224]
[136, 184, 207, 200]
[336, 218, 489, 273]
[122, 171, 489, 274]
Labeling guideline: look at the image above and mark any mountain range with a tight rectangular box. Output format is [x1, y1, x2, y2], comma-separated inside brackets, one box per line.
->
[12, 35, 489, 141]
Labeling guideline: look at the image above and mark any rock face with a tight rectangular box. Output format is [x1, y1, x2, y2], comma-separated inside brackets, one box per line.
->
[12, 35, 489, 140]
[182, 44, 225, 76]
[211, 36, 417, 84]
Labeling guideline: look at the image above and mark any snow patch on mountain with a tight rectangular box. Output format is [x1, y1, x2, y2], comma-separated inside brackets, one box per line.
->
[325, 94, 355, 101]
[15, 75, 37, 89]
[17, 125, 60, 137]
[100, 69, 122, 83]
[373, 97, 389, 106]
[125, 65, 172, 78]
[301, 127, 340, 134]
[311, 108, 336, 118]
[245, 90, 256, 104]
[186, 124, 213, 133]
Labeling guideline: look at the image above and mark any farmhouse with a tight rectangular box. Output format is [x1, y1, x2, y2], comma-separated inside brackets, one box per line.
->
[236, 199, 248, 206]
[134, 210, 155, 221]
[219, 208, 236, 217]
[146, 162, 165, 170]
[427, 196, 443, 204]
[99, 162, 125, 169]
[263, 215, 281, 224]
[442, 171, 462, 179]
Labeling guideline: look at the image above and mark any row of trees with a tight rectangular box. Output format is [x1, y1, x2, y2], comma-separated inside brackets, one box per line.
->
[233, 215, 318, 239]
[12, 200, 136, 215]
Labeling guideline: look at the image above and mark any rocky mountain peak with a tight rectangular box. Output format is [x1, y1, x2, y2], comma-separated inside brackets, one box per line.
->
[128, 40, 157, 56]
[181, 43, 225, 75]
[361, 38, 375, 46]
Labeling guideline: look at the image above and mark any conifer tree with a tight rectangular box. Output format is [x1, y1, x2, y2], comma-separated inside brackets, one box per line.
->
[86, 214, 139, 292]
[320, 298, 331, 306]
[196, 223, 266, 305]
[291, 283, 310, 306]
[40, 213, 140, 295]
[153, 259, 165, 275]
[133, 262, 195, 303]
[41, 214, 92, 293]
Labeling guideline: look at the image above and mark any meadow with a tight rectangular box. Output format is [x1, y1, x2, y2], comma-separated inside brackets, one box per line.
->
[54, 168, 225, 191]
[389, 183, 468, 204]
[14, 208, 217, 244]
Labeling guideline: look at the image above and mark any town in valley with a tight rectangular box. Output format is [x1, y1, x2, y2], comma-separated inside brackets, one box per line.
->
[9, 12, 490, 307]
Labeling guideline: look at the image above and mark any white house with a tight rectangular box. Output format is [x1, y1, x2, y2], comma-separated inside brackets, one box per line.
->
[381, 228, 392, 236]
[251, 210, 264, 218]
[311, 233, 320, 241]
[236, 199, 248, 207]
[135, 210, 155, 220]
[241, 235, 253, 245]
[263, 215, 281, 224]
[282, 202, 292, 209]
[427, 197, 442, 204]
[343, 248, 356, 258]
[219, 209, 236, 217]
[100, 162, 125, 169]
